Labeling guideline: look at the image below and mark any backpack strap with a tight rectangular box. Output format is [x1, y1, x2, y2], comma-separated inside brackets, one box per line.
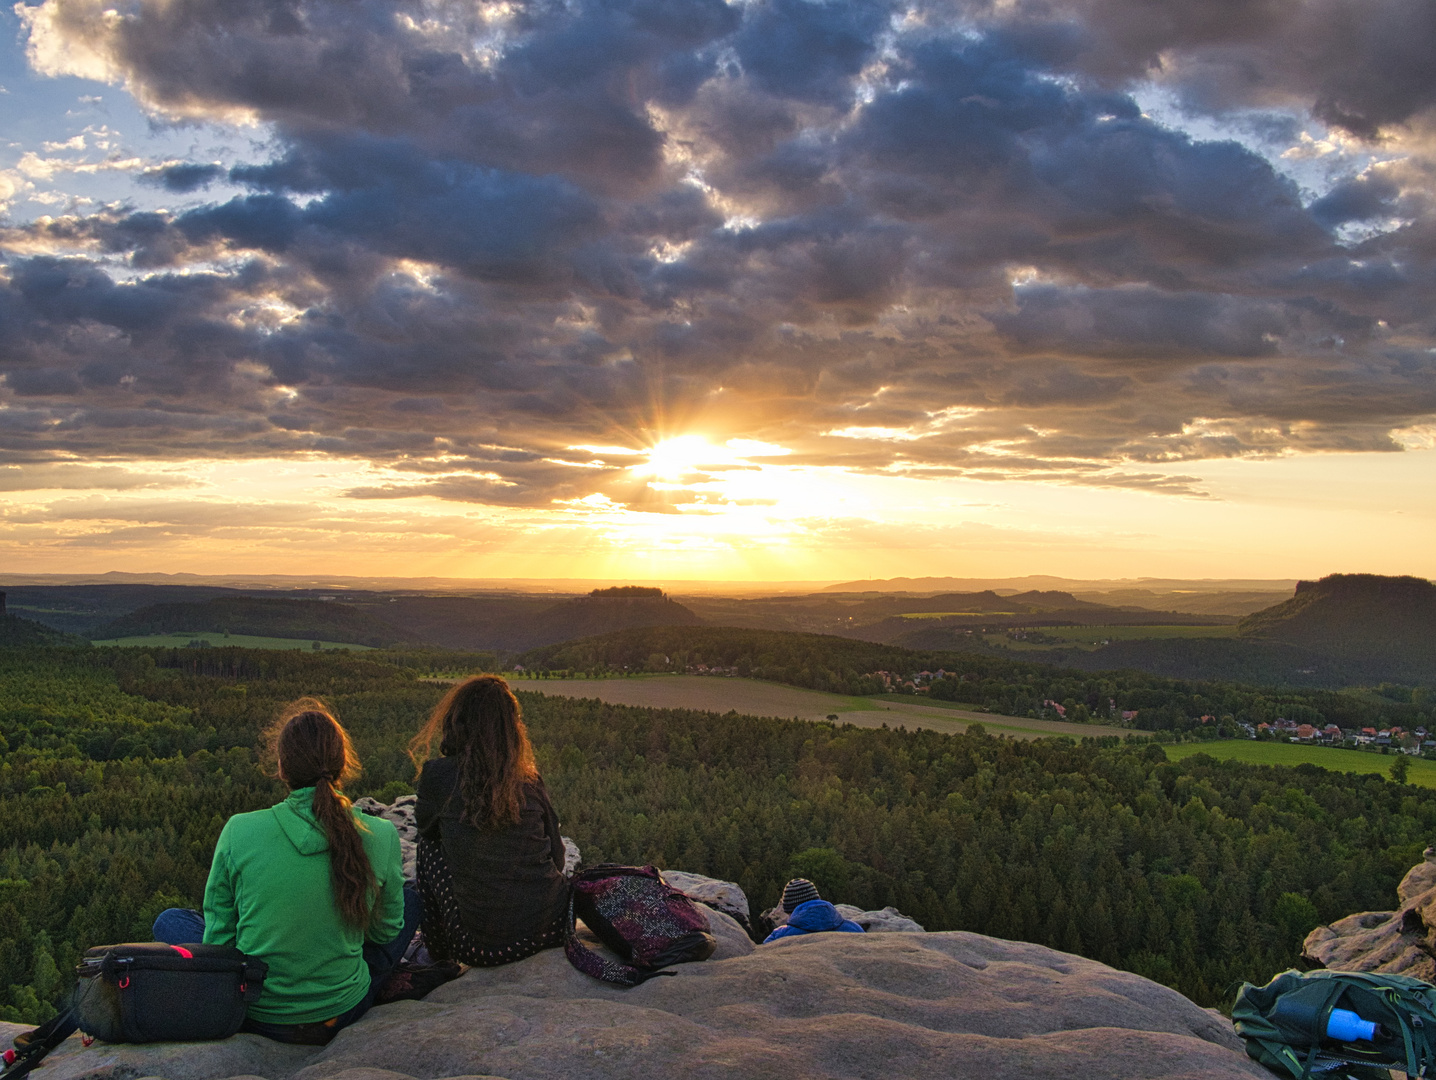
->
[1380, 983, 1436, 1078]
[1298, 980, 1346, 1080]
[1, 1007, 79, 1080]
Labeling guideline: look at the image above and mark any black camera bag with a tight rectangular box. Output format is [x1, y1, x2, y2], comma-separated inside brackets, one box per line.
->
[73, 943, 267, 1043]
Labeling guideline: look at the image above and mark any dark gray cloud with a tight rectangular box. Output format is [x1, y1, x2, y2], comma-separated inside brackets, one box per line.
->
[989, 0, 1436, 138]
[4, 0, 1435, 508]
[140, 162, 226, 192]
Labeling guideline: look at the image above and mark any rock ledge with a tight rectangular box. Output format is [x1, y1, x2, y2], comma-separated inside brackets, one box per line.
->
[1303, 846, 1436, 980]
[7, 926, 1265, 1080]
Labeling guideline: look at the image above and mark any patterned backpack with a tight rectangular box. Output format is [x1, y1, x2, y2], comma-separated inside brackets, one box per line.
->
[565, 864, 717, 986]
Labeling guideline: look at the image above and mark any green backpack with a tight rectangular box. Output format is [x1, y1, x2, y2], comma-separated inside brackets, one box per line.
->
[1233, 968, 1436, 1079]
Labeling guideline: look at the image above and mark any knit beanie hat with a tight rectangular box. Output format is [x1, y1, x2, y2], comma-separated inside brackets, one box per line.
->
[781, 877, 821, 913]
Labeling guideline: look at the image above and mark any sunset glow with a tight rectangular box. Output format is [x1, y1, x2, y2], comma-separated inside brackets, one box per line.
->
[1, 0, 1433, 582]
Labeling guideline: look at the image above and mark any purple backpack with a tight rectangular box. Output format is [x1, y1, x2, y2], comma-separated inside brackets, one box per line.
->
[565, 864, 717, 986]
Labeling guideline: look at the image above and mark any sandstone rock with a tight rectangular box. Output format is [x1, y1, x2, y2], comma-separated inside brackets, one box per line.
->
[1302, 846, 1436, 980]
[15, 932, 1264, 1079]
[659, 870, 751, 927]
[835, 904, 925, 933]
[354, 796, 420, 882]
[10, 1024, 315, 1080]
[559, 839, 579, 877]
[692, 906, 754, 960]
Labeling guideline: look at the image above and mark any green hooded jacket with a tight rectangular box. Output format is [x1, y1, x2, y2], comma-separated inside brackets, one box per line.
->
[202, 787, 405, 1024]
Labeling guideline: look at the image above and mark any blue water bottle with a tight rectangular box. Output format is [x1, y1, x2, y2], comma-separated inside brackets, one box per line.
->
[1326, 1008, 1379, 1042]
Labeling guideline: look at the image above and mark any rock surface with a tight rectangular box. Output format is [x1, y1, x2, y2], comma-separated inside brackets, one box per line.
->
[10, 931, 1265, 1079]
[659, 870, 751, 927]
[354, 796, 420, 882]
[836, 904, 925, 933]
[1302, 846, 1436, 980]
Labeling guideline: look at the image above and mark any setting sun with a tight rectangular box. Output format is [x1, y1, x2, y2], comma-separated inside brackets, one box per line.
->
[634, 436, 722, 481]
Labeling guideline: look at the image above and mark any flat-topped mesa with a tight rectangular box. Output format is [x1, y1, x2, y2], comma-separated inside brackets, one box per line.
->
[1302, 847, 1436, 980]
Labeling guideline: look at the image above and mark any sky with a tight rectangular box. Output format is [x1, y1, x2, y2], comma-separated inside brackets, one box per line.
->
[1, 0, 1433, 583]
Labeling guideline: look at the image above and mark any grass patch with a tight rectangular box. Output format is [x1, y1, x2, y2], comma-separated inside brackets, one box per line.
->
[872, 693, 988, 710]
[92, 633, 372, 651]
[869, 694, 1132, 739]
[509, 675, 882, 718]
[1165, 739, 1436, 788]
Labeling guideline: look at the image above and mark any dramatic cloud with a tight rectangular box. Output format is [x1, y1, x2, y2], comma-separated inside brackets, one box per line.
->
[3, 0, 1435, 518]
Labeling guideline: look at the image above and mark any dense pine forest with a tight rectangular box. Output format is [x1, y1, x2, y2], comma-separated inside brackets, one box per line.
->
[2, 642, 1434, 1021]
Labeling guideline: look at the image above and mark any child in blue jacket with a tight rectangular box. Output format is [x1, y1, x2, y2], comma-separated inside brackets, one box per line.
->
[763, 878, 865, 942]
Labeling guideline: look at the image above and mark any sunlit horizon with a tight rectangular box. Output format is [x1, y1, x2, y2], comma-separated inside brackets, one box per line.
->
[2, 442, 1432, 583]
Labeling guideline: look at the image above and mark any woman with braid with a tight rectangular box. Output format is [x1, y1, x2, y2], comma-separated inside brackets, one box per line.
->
[154, 700, 420, 1044]
[410, 675, 569, 966]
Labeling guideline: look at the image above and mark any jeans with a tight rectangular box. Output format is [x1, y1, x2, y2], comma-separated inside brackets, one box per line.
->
[153, 881, 423, 1043]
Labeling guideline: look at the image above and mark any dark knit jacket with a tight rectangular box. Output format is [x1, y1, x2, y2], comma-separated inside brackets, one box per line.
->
[414, 758, 569, 949]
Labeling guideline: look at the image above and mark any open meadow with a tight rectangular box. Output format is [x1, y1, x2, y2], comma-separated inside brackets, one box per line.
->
[1164, 739, 1436, 789]
[506, 675, 1132, 740]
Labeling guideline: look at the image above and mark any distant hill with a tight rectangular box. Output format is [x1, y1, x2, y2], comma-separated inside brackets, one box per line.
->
[355, 596, 561, 651]
[684, 589, 1225, 641]
[888, 574, 1436, 688]
[818, 577, 1294, 617]
[0, 614, 89, 648]
[821, 575, 1297, 594]
[1237, 574, 1436, 683]
[510, 591, 702, 650]
[95, 597, 422, 648]
[2, 584, 246, 636]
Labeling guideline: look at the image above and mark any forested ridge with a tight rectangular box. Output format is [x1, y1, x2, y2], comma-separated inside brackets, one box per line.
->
[2, 643, 1434, 1021]
[96, 598, 420, 648]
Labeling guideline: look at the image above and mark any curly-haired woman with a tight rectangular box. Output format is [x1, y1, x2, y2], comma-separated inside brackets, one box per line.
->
[409, 675, 568, 967]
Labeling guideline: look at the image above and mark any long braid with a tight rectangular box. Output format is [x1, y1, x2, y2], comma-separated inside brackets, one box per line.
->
[267, 700, 376, 928]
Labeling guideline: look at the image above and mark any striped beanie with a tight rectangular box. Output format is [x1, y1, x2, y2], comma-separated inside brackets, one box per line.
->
[781, 877, 821, 913]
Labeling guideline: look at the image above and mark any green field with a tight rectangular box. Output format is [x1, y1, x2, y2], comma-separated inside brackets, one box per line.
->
[1165, 739, 1436, 788]
[91, 633, 372, 651]
[986, 624, 1238, 650]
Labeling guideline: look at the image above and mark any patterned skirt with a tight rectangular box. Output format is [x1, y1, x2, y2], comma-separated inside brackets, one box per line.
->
[415, 836, 566, 967]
